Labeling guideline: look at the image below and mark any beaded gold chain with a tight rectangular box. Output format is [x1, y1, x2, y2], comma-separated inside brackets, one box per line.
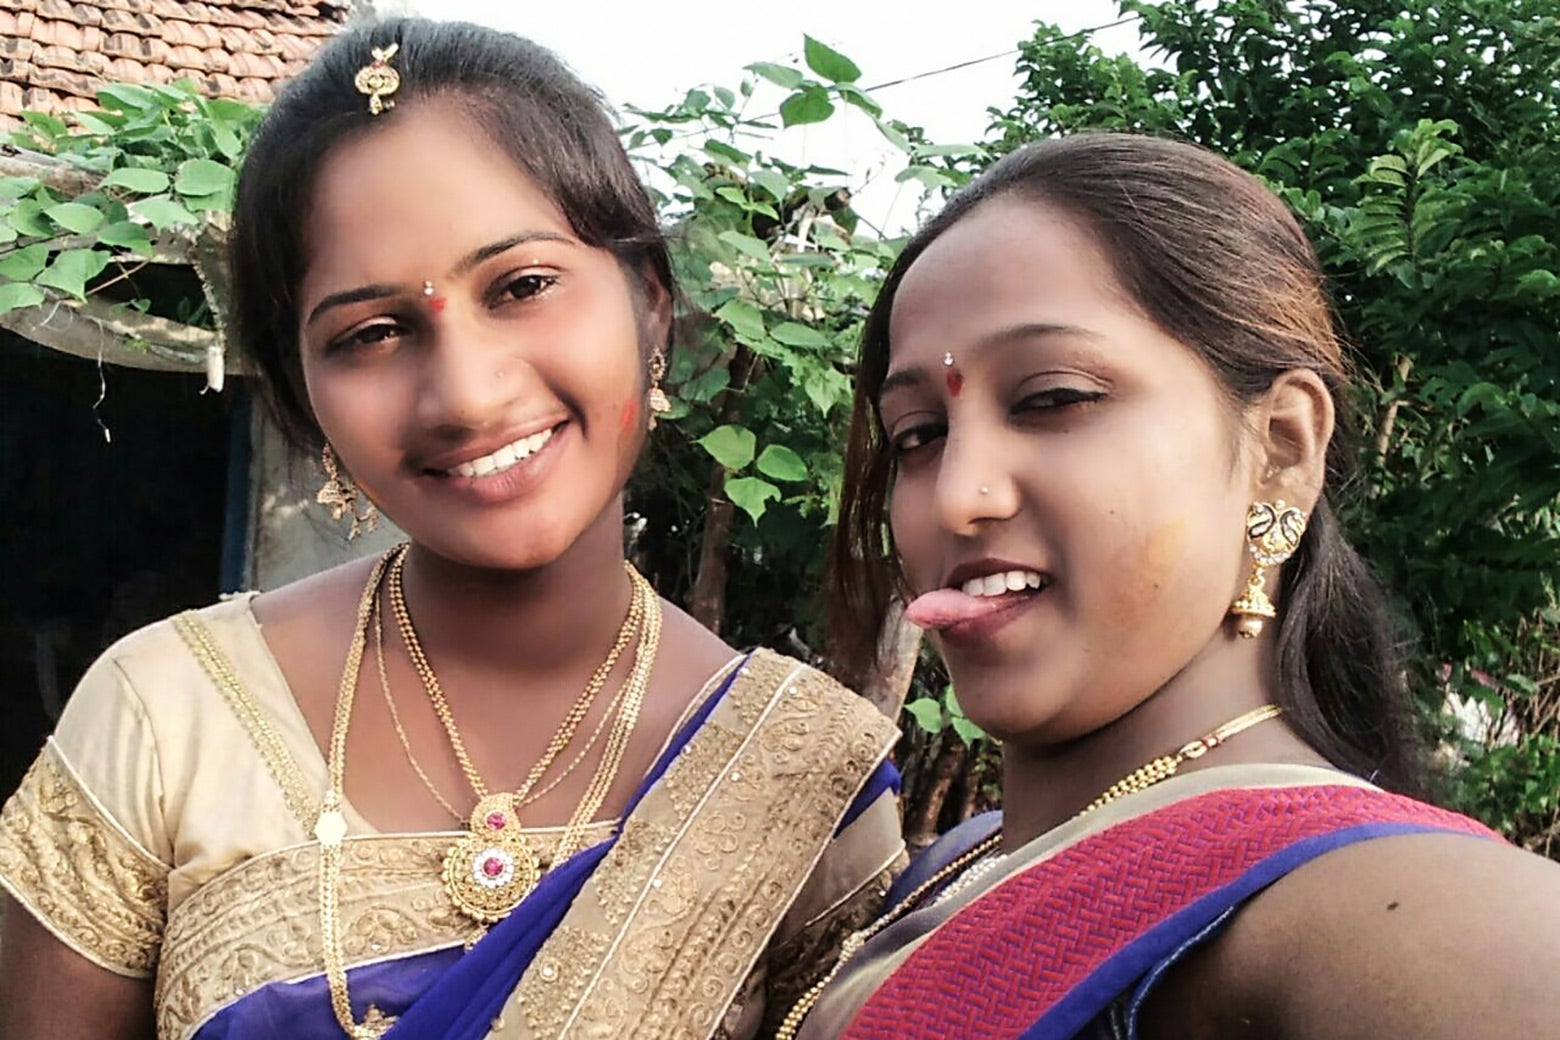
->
[315, 548, 662, 1039]
[773, 702, 1286, 1040]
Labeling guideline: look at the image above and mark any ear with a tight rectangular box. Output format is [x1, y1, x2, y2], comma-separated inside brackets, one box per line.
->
[637, 261, 674, 354]
[1248, 368, 1333, 511]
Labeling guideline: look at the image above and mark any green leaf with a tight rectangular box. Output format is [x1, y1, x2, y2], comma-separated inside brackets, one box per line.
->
[35, 248, 110, 299]
[717, 230, 772, 263]
[96, 83, 158, 112]
[0, 176, 39, 200]
[725, 475, 781, 523]
[750, 168, 791, 202]
[174, 158, 235, 199]
[770, 321, 829, 348]
[0, 281, 45, 314]
[780, 86, 835, 127]
[131, 196, 198, 231]
[950, 717, 987, 746]
[7, 199, 55, 238]
[904, 698, 945, 734]
[714, 298, 766, 342]
[697, 424, 756, 470]
[0, 244, 51, 281]
[96, 220, 154, 255]
[747, 62, 804, 90]
[72, 111, 122, 135]
[702, 139, 750, 164]
[101, 167, 172, 194]
[44, 202, 106, 235]
[20, 111, 68, 140]
[836, 84, 882, 117]
[0, 224, 16, 245]
[803, 36, 862, 83]
[756, 444, 808, 482]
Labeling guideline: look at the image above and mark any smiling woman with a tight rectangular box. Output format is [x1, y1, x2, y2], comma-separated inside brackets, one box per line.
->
[803, 134, 1560, 1040]
[0, 19, 904, 1040]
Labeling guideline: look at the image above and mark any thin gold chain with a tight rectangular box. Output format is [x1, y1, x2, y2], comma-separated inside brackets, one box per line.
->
[374, 597, 464, 823]
[773, 702, 1286, 1040]
[387, 544, 642, 805]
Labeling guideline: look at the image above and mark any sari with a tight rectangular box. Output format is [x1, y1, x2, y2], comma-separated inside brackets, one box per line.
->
[0, 596, 905, 1039]
[797, 764, 1499, 1040]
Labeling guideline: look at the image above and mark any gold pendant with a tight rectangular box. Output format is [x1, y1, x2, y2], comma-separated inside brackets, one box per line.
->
[442, 793, 541, 923]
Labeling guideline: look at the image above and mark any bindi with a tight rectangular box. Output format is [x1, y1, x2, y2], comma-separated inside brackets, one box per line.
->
[422, 280, 447, 313]
[943, 351, 964, 397]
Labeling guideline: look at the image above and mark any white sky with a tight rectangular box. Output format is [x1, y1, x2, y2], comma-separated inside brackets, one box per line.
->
[395, 1, 1145, 230]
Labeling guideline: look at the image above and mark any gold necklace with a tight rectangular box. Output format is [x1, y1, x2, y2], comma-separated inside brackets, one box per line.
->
[387, 545, 647, 922]
[773, 702, 1286, 1040]
[316, 550, 662, 1039]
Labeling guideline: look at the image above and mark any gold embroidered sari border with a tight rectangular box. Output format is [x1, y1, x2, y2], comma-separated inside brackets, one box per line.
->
[0, 742, 168, 978]
[173, 612, 319, 829]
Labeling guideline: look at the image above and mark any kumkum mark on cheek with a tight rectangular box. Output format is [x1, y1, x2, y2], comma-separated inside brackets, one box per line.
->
[618, 397, 639, 433]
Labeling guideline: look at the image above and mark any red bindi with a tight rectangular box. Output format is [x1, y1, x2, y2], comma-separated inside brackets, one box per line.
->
[427, 295, 447, 314]
[619, 398, 639, 433]
[945, 369, 964, 397]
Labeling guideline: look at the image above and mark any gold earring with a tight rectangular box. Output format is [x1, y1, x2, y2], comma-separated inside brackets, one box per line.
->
[1229, 499, 1307, 638]
[646, 352, 672, 429]
[316, 445, 379, 540]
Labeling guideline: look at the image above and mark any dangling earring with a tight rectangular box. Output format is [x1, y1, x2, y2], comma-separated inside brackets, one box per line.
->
[646, 352, 672, 430]
[316, 445, 379, 540]
[1228, 500, 1307, 638]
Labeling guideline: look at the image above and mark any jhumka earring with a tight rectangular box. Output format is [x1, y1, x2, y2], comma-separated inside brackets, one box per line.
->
[354, 42, 401, 115]
[646, 352, 672, 429]
[1228, 499, 1307, 638]
[317, 445, 379, 540]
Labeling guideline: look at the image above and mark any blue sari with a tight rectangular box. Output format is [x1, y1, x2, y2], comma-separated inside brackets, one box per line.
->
[189, 649, 902, 1040]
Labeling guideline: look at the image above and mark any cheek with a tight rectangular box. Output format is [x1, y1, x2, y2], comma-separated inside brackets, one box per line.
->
[1100, 516, 1187, 626]
[888, 477, 938, 591]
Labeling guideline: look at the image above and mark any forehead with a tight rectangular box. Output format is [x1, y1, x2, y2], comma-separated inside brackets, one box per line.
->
[303, 100, 570, 286]
[890, 195, 1126, 351]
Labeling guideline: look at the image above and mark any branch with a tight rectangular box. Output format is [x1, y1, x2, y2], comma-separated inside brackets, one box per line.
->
[0, 289, 247, 374]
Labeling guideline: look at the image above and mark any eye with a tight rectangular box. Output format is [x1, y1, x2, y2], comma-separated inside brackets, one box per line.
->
[492, 271, 559, 306]
[1015, 386, 1105, 412]
[889, 420, 947, 458]
[326, 319, 407, 357]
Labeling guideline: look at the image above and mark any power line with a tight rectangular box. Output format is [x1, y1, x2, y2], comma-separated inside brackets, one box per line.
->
[862, 15, 1141, 93]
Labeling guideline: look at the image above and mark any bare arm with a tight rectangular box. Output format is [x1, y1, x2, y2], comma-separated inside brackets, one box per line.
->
[1145, 832, 1560, 1039]
[0, 897, 155, 1040]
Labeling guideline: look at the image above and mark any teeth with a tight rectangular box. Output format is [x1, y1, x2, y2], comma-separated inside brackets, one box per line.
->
[449, 427, 555, 478]
[960, 570, 1044, 598]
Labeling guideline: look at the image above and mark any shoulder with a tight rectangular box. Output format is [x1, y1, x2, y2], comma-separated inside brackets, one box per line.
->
[1160, 821, 1560, 1039]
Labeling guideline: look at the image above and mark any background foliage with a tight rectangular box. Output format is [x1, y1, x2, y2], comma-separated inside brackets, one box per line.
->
[3, 0, 1554, 852]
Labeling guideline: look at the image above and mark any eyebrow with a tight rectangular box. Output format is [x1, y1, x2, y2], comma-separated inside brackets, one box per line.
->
[876, 322, 1100, 401]
[303, 230, 575, 327]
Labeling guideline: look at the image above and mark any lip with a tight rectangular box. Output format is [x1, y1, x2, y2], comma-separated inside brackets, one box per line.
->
[414, 420, 569, 506]
[415, 416, 569, 474]
[943, 556, 1049, 591]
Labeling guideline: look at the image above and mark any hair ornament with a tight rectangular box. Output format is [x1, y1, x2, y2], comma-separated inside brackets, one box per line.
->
[354, 42, 401, 115]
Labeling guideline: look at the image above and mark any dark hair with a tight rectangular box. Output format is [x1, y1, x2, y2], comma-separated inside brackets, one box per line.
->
[228, 17, 674, 452]
[830, 133, 1429, 796]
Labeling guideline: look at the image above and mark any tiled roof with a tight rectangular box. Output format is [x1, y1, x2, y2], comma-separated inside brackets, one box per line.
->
[0, 0, 351, 128]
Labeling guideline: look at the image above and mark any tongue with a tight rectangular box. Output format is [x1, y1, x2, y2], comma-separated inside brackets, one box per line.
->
[905, 588, 1018, 630]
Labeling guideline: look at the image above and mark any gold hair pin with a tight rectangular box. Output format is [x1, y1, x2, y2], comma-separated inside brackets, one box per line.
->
[354, 43, 401, 115]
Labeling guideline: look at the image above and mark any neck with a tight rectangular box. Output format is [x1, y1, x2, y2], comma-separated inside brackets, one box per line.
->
[397, 499, 634, 683]
[998, 634, 1320, 848]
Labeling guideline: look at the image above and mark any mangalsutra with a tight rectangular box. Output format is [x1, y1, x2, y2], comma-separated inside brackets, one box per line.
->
[773, 702, 1286, 1040]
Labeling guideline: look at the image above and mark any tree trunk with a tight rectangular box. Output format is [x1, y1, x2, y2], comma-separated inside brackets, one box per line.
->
[688, 344, 755, 635]
[903, 737, 967, 853]
[856, 603, 921, 720]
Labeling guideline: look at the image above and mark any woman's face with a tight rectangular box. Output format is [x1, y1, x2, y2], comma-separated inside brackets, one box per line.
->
[882, 196, 1256, 744]
[297, 100, 665, 571]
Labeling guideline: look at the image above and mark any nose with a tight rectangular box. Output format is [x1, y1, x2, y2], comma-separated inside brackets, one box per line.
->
[414, 319, 518, 433]
[935, 417, 1018, 534]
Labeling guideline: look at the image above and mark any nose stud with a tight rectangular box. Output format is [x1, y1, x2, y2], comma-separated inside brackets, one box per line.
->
[979, 486, 990, 495]
[422, 280, 435, 296]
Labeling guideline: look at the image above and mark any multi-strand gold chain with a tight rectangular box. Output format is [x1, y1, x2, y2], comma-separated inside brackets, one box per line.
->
[774, 702, 1285, 1040]
[315, 548, 662, 1039]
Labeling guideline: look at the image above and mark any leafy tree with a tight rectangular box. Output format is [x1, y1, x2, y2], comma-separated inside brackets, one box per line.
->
[989, 0, 1560, 852]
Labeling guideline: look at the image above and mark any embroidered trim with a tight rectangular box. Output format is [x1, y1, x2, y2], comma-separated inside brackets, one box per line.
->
[173, 612, 319, 829]
[492, 649, 899, 1040]
[0, 743, 168, 977]
[156, 823, 613, 1040]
